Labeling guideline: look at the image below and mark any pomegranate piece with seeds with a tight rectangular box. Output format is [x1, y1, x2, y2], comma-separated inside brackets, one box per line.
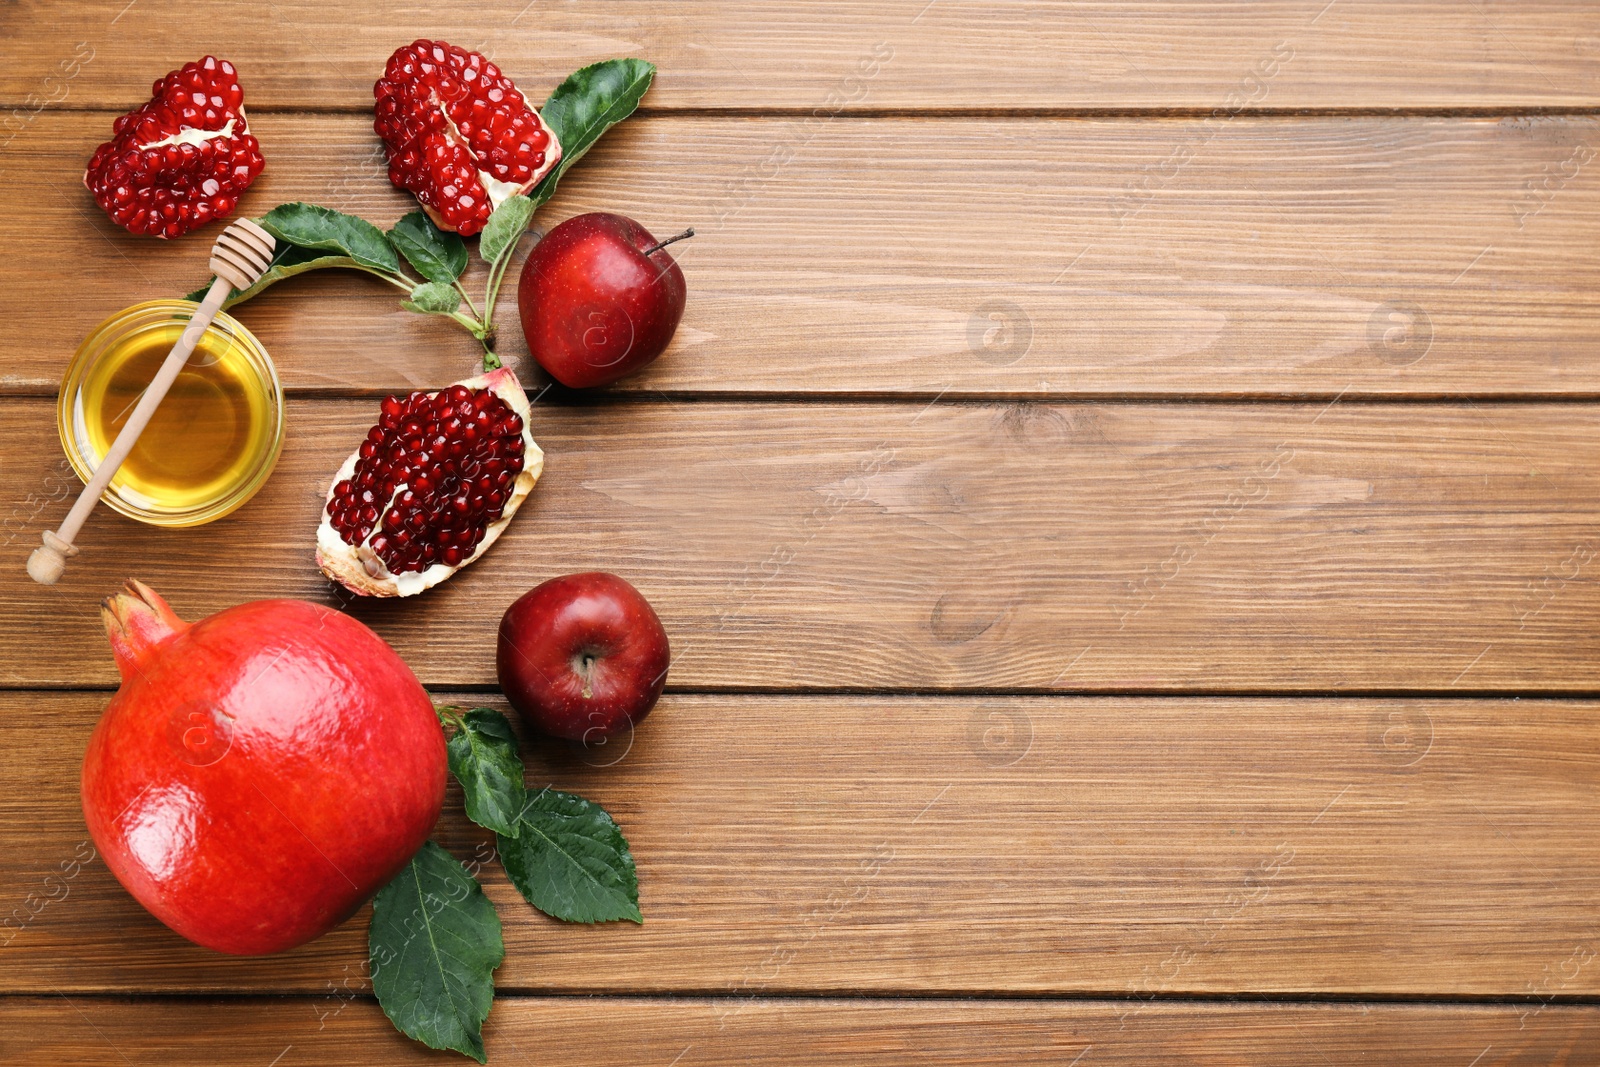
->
[83, 56, 264, 239]
[374, 39, 562, 236]
[317, 366, 544, 597]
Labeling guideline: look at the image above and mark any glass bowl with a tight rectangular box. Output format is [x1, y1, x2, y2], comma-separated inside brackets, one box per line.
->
[57, 299, 285, 527]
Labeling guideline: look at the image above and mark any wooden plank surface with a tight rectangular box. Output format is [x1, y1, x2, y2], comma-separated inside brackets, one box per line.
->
[5, 2, 1600, 1061]
[6, 997, 1598, 1065]
[6, 113, 1600, 398]
[5, 692, 1600, 996]
[4, 397, 1599, 692]
[4, 1, 1600, 112]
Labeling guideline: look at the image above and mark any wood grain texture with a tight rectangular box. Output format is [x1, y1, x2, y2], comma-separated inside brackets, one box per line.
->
[3, 2, 1599, 1055]
[3, 398, 1599, 691]
[3, 1, 1600, 111]
[4, 692, 1600, 996]
[4, 996, 1598, 1065]
[6, 113, 1600, 397]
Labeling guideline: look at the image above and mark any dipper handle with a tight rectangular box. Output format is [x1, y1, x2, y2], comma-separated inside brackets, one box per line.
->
[28, 218, 275, 585]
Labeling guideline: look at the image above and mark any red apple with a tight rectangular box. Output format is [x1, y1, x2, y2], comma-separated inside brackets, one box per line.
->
[497, 572, 670, 742]
[516, 212, 691, 389]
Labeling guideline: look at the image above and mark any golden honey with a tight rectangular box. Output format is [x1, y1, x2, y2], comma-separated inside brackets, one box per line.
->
[59, 300, 284, 526]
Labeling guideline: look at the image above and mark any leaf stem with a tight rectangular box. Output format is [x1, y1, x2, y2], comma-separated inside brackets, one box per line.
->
[481, 249, 512, 336]
[487, 218, 542, 337]
[447, 311, 486, 334]
[371, 270, 418, 294]
[453, 279, 483, 320]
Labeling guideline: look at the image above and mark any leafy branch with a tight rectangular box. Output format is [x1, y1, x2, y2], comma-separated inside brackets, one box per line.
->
[184, 57, 656, 375]
[370, 706, 642, 1061]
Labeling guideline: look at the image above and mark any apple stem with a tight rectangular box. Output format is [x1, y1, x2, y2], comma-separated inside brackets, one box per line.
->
[643, 228, 695, 257]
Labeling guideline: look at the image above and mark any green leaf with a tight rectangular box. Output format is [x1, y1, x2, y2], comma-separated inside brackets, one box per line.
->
[370, 841, 504, 1063]
[389, 210, 468, 284]
[401, 281, 462, 316]
[497, 788, 642, 924]
[446, 708, 527, 838]
[478, 195, 536, 266]
[529, 58, 656, 208]
[259, 202, 401, 275]
[184, 243, 360, 307]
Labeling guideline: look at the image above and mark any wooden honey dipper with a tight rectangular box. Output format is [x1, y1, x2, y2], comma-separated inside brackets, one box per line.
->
[27, 218, 277, 585]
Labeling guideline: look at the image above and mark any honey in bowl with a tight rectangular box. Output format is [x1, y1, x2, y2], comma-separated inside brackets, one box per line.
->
[59, 300, 284, 527]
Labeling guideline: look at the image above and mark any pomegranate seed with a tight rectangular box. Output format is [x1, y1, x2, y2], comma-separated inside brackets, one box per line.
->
[324, 384, 526, 574]
[372, 40, 560, 235]
[83, 55, 263, 238]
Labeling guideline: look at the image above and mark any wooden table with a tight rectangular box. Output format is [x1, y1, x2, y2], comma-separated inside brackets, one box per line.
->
[4, 2, 1600, 1062]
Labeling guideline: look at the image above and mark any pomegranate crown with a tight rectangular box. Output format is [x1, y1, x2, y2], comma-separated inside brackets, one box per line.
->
[102, 579, 189, 679]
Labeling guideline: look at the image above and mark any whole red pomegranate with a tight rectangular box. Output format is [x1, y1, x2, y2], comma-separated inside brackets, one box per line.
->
[81, 581, 445, 955]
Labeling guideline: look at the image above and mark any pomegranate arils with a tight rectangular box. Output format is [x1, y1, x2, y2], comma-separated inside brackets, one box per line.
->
[327, 386, 527, 574]
[84, 56, 263, 239]
[373, 39, 560, 235]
